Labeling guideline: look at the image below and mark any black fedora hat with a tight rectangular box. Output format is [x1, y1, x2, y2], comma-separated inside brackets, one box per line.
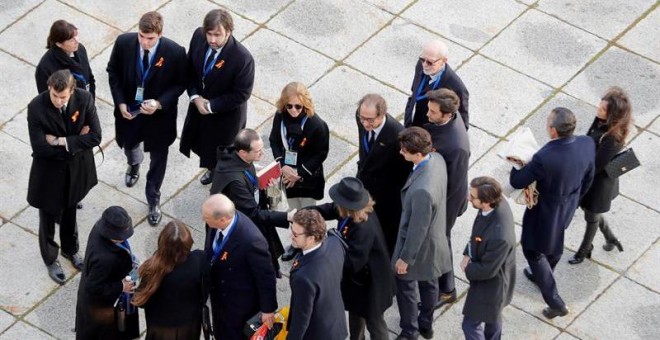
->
[97, 206, 134, 241]
[329, 177, 369, 211]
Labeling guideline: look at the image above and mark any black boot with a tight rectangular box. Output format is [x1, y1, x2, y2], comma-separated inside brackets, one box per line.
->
[569, 244, 593, 264]
[571, 215, 599, 265]
[599, 217, 623, 252]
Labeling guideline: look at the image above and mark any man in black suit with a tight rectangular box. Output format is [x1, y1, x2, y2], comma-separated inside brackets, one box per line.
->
[510, 108, 595, 319]
[203, 194, 277, 339]
[460, 177, 516, 340]
[424, 88, 470, 309]
[287, 209, 348, 340]
[180, 9, 255, 185]
[107, 11, 187, 226]
[355, 93, 410, 254]
[404, 39, 469, 129]
[27, 70, 101, 284]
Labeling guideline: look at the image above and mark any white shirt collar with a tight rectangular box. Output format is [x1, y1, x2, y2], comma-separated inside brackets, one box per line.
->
[481, 208, 494, 216]
[220, 213, 237, 238]
[371, 115, 387, 140]
[428, 64, 447, 84]
[141, 39, 160, 59]
[302, 241, 322, 255]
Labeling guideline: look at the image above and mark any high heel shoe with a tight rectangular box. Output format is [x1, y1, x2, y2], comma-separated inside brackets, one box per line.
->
[568, 245, 593, 265]
[603, 239, 624, 252]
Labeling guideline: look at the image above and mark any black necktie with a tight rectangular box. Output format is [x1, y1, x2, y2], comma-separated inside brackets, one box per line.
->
[368, 131, 375, 149]
[204, 49, 216, 71]
[142, 49, 150, 72]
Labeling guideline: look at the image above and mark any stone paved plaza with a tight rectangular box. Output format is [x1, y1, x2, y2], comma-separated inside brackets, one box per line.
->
[1, 0, 659, 339]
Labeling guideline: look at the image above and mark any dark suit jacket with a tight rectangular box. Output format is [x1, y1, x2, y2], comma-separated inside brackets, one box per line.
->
[204, 211, 277, 339]
[462, 199, 516, 324]
[510, 136, 595, 255]
[288, 236, 348, 340]
[107, 33, 186, 151]
[356, 114, 411, 253]
[27, 89, 101, 214]
[269, 112, 330, 200]
[36, 44, 95, 96]
[180, 29, 255, 168]
[404, 62, 469, 129]
[425, 113, 470, 232]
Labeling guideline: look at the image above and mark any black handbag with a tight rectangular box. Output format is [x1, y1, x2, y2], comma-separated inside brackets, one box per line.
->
[605, 148, 640, 178]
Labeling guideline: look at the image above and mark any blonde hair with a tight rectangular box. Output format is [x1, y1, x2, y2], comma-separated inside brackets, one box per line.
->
[336, 196, 375, 223]
[275, 82, 315, 117]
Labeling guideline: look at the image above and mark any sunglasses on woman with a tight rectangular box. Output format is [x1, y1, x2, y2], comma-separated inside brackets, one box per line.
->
[286, 104, 303, 111]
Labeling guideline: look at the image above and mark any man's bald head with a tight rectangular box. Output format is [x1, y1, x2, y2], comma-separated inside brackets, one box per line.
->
[202, 194, 236, 229]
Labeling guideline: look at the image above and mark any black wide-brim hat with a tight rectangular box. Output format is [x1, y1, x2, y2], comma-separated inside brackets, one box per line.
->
[97, 206, 134, 241]
[329, 177, 369, 211]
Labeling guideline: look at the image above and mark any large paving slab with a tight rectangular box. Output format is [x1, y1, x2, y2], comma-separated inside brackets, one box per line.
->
[618, 6, 660, 62]
[242, 28, 335, 105]
[310, 66, 408, 143]
[0, 51, 36, 126]
[627, 240, 660, 294]
[459, 55, 554, 137]
[211, 0, 291, 24]
[401, 0, 527, 50]
[650, 118, 660, 136]
[23, 275, 79, 340]
[481, 9, 606, 87]
[566, 277, 660, 340]
[59, 0, 167, 31]
[537, 0, 656, 40]
[0, 309, 14, 334]
[365, 0, 413, 14]
[0, 0, 42, 33]
[563, 46, 660, 128]
[0, 0, 121, 66]
[467, 127, 499, 166]
[345, 18, 473, 93]
[619, 131, 660, 209]
[0, 321, 55, 340]
[0, 131, 31, 220]
[267, 0, 393, 60]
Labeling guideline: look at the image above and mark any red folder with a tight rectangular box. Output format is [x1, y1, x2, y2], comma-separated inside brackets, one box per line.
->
[257, 161, 282, 190]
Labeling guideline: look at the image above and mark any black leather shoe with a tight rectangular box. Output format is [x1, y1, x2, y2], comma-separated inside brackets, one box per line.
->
[200, 169, 213, 185]
[62, 252, 84, 271]
[433, 289, 457, 310]
[76, 202, 83, 209]
[603, 239, 624, 252]
[395, 335, 412, 340]
[280, 245, 299, 262]
[125, 164, 140, 187]
[148, 203, 162, 226]
[420, 327, 434, 339]
[542, 306, 569, 319]
[569, 245, 593, 265]
[47, 261, 65, 285]
[523, 267, 537, 284]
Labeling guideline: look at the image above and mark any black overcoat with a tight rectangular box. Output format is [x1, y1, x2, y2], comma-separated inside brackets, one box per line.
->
[27, 89, 101, 214]
[35, 43, 96, 96]
[579, 118, 623, 213]
[462, 199, 516, 324]
[107, 33, 186, 151]
[75, 223, 138, 339]
[356, 114, 411, 253]
[269, 112, 330, 200]
[313, 203, 395, 319]
[204, 211, 278, 339]
[404, 62, 469, 129]
[510, 136, 595, 255]
[180, 29, 255, 168]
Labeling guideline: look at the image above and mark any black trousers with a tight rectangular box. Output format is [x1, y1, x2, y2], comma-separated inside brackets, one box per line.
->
[124, 144, 169, 205]
[523, 248, 565, 310]
[438, 233, 455, 294]
[462, 315, 502, 340]
[348, 312, 389, 340]
[39, 206, 79, 266]
[396, 278, 438, 338]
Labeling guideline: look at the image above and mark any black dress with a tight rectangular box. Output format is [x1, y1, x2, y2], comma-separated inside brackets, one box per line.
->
[35, 44, 95, 96]
[142, 250, 210, 340]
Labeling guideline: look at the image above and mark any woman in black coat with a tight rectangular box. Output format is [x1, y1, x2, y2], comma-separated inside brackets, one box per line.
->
[133, 220, 209, 339]
[313, 177, 395, 340]
[36, 20, 95, 96]
[269, 81, 329, 209]
[570, 87, 632, 264]
[76, 206, 139, 340]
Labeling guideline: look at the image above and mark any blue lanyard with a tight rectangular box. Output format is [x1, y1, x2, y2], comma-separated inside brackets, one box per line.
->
[243, 170, 258, 187]
[212, 213, 238, 261]
[337, 217, 351, 234]
[202, 47, 221, 79]
[71, 72, 87, 86]
[414, 158, 429, 172]
[415, 68, 445, 101]
[116, 240, 136, 263]
[137, 45, 159, 87]
[281, 115, 308, 150]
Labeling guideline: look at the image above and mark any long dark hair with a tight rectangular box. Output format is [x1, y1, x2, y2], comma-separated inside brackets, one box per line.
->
[601, 86, 632, 144]
[132, 220, 193, 306]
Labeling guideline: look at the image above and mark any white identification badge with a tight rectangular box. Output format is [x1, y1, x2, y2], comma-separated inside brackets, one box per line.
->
[254, 189, 260, 204]
[135, 87, 144, 102]
[285, 151, 298, 166]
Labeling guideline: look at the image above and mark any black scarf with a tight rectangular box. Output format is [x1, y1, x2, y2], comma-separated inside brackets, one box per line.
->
[51, 46, 86, 76]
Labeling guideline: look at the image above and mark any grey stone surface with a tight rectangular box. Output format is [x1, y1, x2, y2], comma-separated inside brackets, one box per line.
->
[242, 28, 335, 105]
[565, 197, 659, 273]
[650, 118, 660, 136]
[24, 275, 79, 340]
[563, 46, 660, 127]
[619, 132, 660, 209]
[161, 180, 208, 234]
[0, 321, 55, 340]
[402, 0, 526, 50]
[627, 240, 660, 294]
[310, 66, 408, 143]
[268, 0, 393, 60]
[619, 7, 660, 63]
[537, 0, 655, 40]
[59, 0, 167, 31]
[555, 332, 580, 340]
[364, 0, 413, 14]
[211, 0, 291, 24]
[346, 18, 473, 93]
[246, 96, 276, 130]
[0, 0, 121, 66]
[567, 277, 660, 340]
[0, 131, 31, 220]
[501, 305, 562, 339]
[88, 46, 114, 105]
[0, 51, 36, 125]
[481, 9, 605, 87]
[467, 127, 499, 166]
[0, 0, 42, 32]
[0, 309, 14, 334]
[459, 55, 554, 137]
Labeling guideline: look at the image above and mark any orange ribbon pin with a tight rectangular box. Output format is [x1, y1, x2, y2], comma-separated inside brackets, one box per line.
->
[220, 251, 228, 261]
[292, 259, 300, 269]
[71, 110, 79, 123]
[155, 57, 164, 67]
[215, 60, 225, 69]
[475, 236, 482, 242]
